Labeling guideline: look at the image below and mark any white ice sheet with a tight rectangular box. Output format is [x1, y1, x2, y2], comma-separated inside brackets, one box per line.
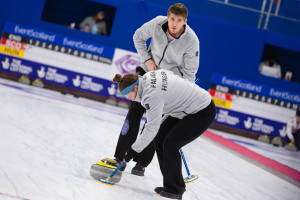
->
[0, 78, 299, 200]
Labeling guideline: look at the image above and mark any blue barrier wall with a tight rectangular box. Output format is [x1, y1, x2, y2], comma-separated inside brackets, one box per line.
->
[0, 0, 299, 93]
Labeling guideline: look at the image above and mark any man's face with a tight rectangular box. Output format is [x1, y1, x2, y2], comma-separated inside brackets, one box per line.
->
[97, 13, 104, 20]
[167, 13, 187, 35]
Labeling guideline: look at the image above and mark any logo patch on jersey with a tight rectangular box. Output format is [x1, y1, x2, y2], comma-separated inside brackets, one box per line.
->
[145, 104, 150, 110]
[196, 51, 199, 57]
[121, 119, 129, 135]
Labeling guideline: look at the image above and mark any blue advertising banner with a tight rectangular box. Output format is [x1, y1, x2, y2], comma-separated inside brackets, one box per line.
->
[3, 21, 115, 59]
[0, 53, 127, 101]
[214, 107, 286, 137]
[211, 73, 300, 105]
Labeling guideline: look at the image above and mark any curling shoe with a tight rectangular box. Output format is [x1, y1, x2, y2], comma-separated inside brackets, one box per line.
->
[154, 187, 166, 194]
[115, 157, 127, 171]
[131, 163, 145, 176]
[160, 191, 182, 200]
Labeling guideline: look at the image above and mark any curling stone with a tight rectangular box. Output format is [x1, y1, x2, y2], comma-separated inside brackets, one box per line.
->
[32, 79, 44, 88]
[258, 135, 270, 143]
[285, 142, 297, 151]
[18, 75, 30, 85]
[90, 158, 122, 183]
[271, 137, 283, 147]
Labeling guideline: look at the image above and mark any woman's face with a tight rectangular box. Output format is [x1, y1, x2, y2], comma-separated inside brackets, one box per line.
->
[125, 85, 138, 101]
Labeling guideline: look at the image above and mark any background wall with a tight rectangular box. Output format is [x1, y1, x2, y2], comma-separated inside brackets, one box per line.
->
[0, 0, 299, 93]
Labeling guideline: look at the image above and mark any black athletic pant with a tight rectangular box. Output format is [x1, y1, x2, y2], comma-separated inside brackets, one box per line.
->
[153, 100, 216, 194]
[114, 67, 155, 167]
[114, 101, 155, 167]
[293, 130, 300, 151]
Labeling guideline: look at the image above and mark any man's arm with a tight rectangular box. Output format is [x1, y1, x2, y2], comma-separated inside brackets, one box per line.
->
[286, 120, 294, 141]
[133, 17, 160, 68]
[182, 42, 199, 82]
[131, 96, 164, 153]
[79, 17, 90, 30]
[276, 64, 282, 78]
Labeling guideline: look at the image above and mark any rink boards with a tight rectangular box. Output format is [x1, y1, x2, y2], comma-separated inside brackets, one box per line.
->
[1, 21, 300, 138]
[0, 21, 140, 101]
[210, 73, 300, 138]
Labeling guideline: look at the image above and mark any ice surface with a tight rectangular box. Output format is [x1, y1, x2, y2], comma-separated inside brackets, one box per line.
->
[0, 78, 299, 200]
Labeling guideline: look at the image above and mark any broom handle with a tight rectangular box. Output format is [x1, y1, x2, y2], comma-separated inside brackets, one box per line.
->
[108, 161, 126, 179]
[179, 148, 191, 176]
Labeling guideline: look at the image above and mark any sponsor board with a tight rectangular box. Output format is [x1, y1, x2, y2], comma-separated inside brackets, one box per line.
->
[0, 53, 128, 101]
[210, 73, 299, 138]
[211, 73, 300, 105]
[1, 31, 112, 65]
[210, 83, 298, 111]
[3, 21, 115, 60]
[0, 22, 143, 102]
[109, 48, 141, 79]
[214, 107, 285, 137]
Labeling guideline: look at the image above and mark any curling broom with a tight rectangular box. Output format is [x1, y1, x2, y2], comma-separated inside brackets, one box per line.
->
[179, 148, 199, 184]
[98, 160, 126, 186]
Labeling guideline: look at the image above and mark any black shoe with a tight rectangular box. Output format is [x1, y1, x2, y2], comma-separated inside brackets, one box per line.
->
[160, 191, 182, 200]
[131, 163, 145, 176]
[154, 187, 166, 194]
[115, 157, 126, 171]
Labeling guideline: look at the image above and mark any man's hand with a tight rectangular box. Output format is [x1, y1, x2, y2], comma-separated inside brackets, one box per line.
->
[145, 59, 157, 71]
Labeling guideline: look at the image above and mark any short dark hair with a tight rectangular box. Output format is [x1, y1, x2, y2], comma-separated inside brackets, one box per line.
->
[268, 54, 277, 61]
[167, 3, 188, 19]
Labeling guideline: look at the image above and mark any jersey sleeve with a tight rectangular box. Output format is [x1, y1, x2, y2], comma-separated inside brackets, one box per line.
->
[131, 95, 164, 153]
[286, 119, 294, 140]
[182, 41, 199, 82]
[133, 17, 160, 63]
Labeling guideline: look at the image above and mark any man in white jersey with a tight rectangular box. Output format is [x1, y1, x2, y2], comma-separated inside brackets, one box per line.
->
[113, 3, 200, 176]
